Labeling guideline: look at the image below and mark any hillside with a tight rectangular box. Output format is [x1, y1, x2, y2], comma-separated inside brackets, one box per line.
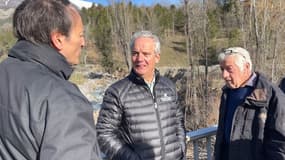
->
[0, 8, 13, 19]
[0, 0, 22, 9]
[158, 35, 189, 67]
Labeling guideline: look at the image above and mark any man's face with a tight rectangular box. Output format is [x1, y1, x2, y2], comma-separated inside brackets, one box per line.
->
[220, 55, 250, 89]
[131, 37, 160, 82]
[60, 7, 85, 65]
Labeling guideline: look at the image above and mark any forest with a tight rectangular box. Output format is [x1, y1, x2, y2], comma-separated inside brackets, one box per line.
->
[0, 0, 285, 130]
[79, 0, 285, 129]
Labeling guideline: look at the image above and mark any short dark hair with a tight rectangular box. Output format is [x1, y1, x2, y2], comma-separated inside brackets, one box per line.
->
[13, 0, 72, 44]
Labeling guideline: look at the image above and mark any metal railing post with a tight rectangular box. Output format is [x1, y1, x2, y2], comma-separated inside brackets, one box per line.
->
[186, 125, 217, 160]
[206, 136, 212, 160]
[193, 140, 199, 160]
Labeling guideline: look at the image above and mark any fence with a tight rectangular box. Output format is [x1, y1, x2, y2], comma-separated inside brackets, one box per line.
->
[186, 125, 218, 160]
[102, 125, 218, 160]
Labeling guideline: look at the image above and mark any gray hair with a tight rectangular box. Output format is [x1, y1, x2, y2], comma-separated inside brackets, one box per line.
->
[218, 47, 252, 71]
[130, 30, 160, 54]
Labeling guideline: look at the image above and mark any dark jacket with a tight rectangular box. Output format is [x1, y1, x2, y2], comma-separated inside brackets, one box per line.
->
[0, 40, 101, 160]
[96, 70, 186, 160]
[214, 72, 285, 160]
[279, 77, 285, 92]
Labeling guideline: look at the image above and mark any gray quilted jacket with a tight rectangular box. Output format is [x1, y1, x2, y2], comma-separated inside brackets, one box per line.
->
[96, 70, 186, 160]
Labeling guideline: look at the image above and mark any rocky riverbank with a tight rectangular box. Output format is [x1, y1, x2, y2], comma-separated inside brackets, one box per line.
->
[72, 64, 221, 159]
[73, 65, 221, 129]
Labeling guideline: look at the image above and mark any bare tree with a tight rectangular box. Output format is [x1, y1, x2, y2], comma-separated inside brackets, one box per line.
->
[183, 0, 212, 129]
[202, 0, 209, 116]
[268, 0, 285, 81]
[183, 0, 198, 129]
[109, 0, 132, 70]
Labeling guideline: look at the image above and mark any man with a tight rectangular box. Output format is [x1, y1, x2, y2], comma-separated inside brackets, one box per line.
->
[96, 30, 186, 160]
[214, 47, 285, 160]
[0, 0, 101, 159]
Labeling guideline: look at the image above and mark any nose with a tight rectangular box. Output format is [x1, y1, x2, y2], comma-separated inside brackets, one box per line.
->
[136, 53, 144, 61]
[222, 70, 229, 79]
[81, 36, 85, 48]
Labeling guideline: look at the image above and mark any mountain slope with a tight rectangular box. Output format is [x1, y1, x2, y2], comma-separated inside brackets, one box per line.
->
[0, 0, 23, 9]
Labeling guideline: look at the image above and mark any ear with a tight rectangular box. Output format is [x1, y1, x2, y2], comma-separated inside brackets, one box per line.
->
[155, 53, 160, 63]
[50, 31, 65, 50]
[245, 62, 250, 69]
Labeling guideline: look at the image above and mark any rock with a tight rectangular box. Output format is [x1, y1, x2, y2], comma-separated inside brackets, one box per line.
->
[87, 72, 103, 79]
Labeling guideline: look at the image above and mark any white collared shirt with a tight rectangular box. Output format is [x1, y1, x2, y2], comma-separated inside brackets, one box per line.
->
[145, 76, 155, 95]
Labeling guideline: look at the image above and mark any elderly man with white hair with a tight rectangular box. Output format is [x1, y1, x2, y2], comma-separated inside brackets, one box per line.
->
[213, 47, 285, 160]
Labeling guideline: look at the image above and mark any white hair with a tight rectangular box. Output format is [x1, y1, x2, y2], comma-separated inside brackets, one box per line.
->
[130, 30, 160, 54]
[218, 47, 252, 71]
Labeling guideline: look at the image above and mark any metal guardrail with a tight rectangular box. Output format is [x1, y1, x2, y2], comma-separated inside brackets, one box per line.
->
[186, 125, 218, 160]
[101, 125, 218, 160]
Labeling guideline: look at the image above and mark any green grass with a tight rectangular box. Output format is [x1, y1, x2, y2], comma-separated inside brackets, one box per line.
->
[158, 35, 188, 67]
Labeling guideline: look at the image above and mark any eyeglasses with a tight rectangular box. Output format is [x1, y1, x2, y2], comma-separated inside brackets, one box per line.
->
[223, 49, 247, 60]
[224, 49, 243, 55]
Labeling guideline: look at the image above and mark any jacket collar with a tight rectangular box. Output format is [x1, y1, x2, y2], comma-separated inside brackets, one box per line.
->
[222, 72, 269, 107]
[221, 72, 256, 91]
[128, 69, 160, 85]
[8, 40, 73, 80]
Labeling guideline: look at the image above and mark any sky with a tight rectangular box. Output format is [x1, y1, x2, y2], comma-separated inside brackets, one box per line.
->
[70, 0, 94, 8]
[72, 0, 182, 8]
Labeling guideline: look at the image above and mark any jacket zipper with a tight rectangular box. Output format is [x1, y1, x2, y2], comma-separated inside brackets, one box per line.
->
[152, 90, 166, 160]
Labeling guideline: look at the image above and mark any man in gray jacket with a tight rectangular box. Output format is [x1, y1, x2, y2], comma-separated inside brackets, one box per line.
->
[0, 0, 101, 159]
[96, 31, 186, 160]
